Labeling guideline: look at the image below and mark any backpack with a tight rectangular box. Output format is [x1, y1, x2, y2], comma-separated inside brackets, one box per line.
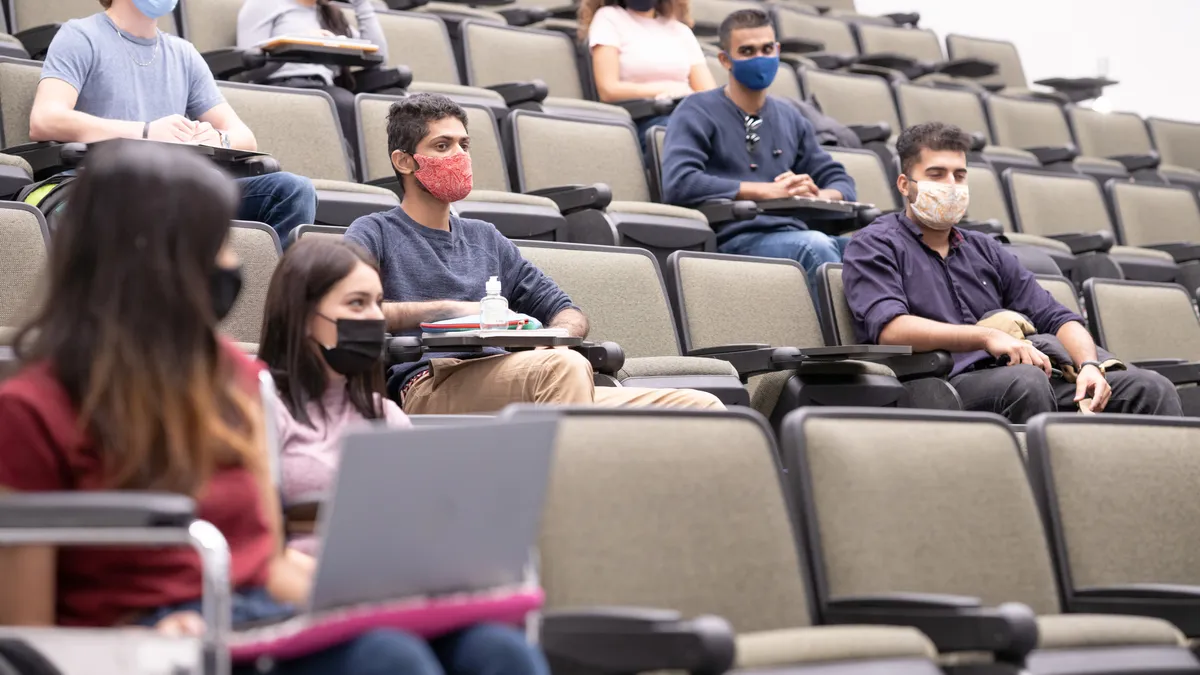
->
[17, 173, 76, 236]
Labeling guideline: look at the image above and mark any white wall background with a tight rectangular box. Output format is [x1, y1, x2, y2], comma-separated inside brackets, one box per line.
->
[853, 0, 1200, 122]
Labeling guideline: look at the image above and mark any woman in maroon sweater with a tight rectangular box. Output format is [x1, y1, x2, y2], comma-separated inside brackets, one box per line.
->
[0, 141, 543, 675]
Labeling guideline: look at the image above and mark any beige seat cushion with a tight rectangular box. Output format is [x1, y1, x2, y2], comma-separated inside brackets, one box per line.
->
[310, 178, 401, 199]
[983, 145, 1040, 163]
[462, 189, 559, 210]
[1161, 164, 1200, 182]
[406, 81, 506, 104]
[1004, 232, 1073, 254]
[1074, 156, 1127, 173]
[0, 153, 32, 175]
[608, 201, 709, 224]
[736, 625, 936, 669]
[234, 342, 259, 355]
[617, 355, 739, 380]
[1110, 245, 1175, 262]
[1036, 614, 1185, 650]
[542, 96, 632, 120]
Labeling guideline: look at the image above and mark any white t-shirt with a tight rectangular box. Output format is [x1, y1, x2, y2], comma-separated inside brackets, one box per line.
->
[588, 5, 705, 86]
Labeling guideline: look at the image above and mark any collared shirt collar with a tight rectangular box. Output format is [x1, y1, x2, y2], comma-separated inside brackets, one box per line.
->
[897, 211, 965, 249]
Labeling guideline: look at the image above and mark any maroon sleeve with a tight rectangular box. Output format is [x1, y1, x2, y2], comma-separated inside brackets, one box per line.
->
[0, 391, 69, 491]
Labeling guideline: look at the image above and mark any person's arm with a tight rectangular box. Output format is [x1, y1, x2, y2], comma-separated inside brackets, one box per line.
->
[992, 237, 1085, 340]
[791, 112, 856, 202]
[687, 62, 716, 93]
[195, 103, 257, 150]
[497, 234, 579, 329]
[187, 44, 257, 150]
[591, 45, 691, 101]
[549, 307, 589, 339]
[381, 300, 480, 332]
[351, 0, 389, 63]
[661, 99, 741, 205]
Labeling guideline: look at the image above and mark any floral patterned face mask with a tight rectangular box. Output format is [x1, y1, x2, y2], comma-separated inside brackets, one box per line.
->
[412, 151, 473, 203]
[908, 179, 969, 230]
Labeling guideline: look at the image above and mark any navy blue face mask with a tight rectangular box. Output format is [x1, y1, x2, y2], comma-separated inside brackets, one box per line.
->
[727, 54, 780, 91]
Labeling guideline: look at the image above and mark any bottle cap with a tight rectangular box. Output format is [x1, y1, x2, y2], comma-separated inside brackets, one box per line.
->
[486, 276, 501, 295]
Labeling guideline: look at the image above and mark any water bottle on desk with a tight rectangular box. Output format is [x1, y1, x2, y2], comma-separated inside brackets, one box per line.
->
[479, 276, 509, 331]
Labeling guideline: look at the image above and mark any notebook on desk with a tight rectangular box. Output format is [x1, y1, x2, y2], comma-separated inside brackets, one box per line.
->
[228, 420, 558, 662]
[257, 35, 380, 52]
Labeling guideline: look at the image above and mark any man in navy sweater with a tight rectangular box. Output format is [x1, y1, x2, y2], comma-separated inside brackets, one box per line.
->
[661, 8, 856, 288]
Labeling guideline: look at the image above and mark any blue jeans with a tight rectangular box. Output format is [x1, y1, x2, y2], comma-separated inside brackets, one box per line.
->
[236, 172, 317, 244]
[635, 114, 670, 154]
[721, 226, 850, 292]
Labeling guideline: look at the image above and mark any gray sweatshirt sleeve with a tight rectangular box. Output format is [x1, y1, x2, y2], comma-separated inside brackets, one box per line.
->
[235, 0, 279, 50]
[350, 0, 389, 64]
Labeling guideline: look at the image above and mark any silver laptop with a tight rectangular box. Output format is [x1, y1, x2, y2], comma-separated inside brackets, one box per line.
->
[307, 419, 558, 612]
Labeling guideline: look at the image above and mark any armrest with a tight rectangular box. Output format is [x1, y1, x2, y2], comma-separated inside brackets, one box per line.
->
[386, 335, 423, 366]
[497, 6, 549, 25]
[698, 199, 758, 226]
[967, 131, 987, 152]
[0, 492, 194, 529]
[844, 64, 907, 83]
[848, 122, 891, 144]
[1033, 76, 1118, 104]
[878, 350, 954, 381]
[574, 341, 625, 376]
[1109, 152, 1160, 172]
[1072, 584, 1200, 637]
[203, 48, 266, 80]
[934, 57, 998, 79]
[1024, 145, 1079, 165]
[526, 184, 612, 214]
[854, 53, 925, 79]
[1045, 230, 1114, 255]
[956, 219, 1003, 235]
[2, 141, 66, 179]
[1144, 242, 1200, 264]
[540, 607, 736, 675]
[485, 80, 549, 106]
[825, 595, 1038, 660]
[796, 344, 912, 361]
[383, 0, 430, 9]
[807, 52, 855, 70]
[884, 11, 920, 26]
[687, 344, 777, 379]
[777, 37, 825, 55]
[757, 196, 856, 216]
[261, 43, 384, 69]
[15, 24, 60, 60]
[856, 205, 883, 228]
[1132, 360, 1200, 386]
[615, 97, 678, 122]
[1132, 358, 1188, 368]
[354, 66, 413, 93]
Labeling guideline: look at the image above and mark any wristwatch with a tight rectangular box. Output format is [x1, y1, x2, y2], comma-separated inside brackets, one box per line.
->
[218, 129, 231, 149]
[1079, 360, 1104, 374]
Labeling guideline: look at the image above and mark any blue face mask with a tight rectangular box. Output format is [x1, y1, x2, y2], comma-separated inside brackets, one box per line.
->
[131, 0, 179, 20]
[727, 54, 780, 91]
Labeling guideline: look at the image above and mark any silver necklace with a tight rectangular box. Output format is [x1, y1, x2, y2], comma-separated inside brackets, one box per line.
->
[108, 15, 160, 67]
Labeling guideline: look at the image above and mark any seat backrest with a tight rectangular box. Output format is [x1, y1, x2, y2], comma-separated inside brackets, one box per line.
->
[1084, 279, 1200, 363]
[816, 263, 855, 345]
[827, 147, 898, 211]
[1147, 118, 1200, 172]
[289, 224, 348, 247]
[705, 54, 728, 87]
[783, 409, 1062, 615]
[1068, 108, 1153, 160]
[0, 56, 42, 146]
[220, 221, 281, 345]
[804, 69, 899, 140]
[461, 22, 585, 100]
[671, 252, 824, 353]
[181, 0, 241, 53]
[987, 95, 1075, 150]
[691, 0, 761, 29]
[361, 10, 460, 82]
[219, 82, 352, 182]
[355, 94, 396, 184]
[12, 0, 177, 34]
[0, 203, 47, 329]
[772, 9, 859, 56]
[1109, 181, 1200, 248]
[964, 162, 1011, 230]
[1007, 171, 1113, 239]
[532, 407, 816, 632]
[1027, 415, 1200, 594]
[945, 34, 1025, 90]
[1034, 275, 1081, 315]
[895, 82, 991, 142]
[508, 111, 650, 202]
[856, 24, 943, 63]
[516, 243, 681, 358]
[460, 104, 510, 192]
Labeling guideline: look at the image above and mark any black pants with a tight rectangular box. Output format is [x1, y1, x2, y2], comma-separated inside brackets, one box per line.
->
[949, 364, 1183, 424]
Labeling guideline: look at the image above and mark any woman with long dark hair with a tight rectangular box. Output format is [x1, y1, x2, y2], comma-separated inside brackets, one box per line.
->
[0, 141, 520, 674]
[237, 0, 392, 153]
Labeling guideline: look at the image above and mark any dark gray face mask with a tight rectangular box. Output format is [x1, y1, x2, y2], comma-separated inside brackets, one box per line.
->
[316, 314, 386, 376]
[210, 265, 243, 322]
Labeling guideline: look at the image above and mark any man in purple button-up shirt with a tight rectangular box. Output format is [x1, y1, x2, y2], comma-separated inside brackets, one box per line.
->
[843, 122, 1180, 423]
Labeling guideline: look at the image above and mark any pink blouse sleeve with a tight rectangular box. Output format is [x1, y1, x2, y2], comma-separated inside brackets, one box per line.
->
[588, 7, 622, 48]
[383, 398, 413, 428]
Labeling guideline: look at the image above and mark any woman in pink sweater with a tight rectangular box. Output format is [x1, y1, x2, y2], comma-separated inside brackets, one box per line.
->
[258, 238, 411, 555]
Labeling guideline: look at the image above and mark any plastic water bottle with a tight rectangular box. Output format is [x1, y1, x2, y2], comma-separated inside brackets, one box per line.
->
[479, 276, 509, 331]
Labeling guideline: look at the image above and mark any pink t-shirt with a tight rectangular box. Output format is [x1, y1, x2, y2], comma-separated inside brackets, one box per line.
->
[588, 5, 705, 86]
[278, 384, 411, 554]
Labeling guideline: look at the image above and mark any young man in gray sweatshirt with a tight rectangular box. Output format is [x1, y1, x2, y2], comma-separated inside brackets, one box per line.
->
[345, 94, 722, 413]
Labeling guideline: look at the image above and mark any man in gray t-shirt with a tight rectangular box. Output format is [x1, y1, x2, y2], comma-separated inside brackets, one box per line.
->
[30, 0, 316, 240]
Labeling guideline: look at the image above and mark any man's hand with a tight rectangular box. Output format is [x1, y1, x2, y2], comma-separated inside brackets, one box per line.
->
[983, 330, 1052, 376]
[189, 121, 222, 147]
[147, 114, 196, 143]
[774, 171, 819, 198]
[154, 611, 205, 637]
[1074, 364, 1111, 412]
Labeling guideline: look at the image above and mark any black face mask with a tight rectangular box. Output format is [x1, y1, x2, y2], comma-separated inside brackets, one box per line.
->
[626, 0, 656, 11]
[211, 265, 243, 322]
[316, 315, 387, 376]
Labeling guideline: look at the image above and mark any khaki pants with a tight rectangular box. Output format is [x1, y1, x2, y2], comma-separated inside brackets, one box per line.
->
[402, 349, 725, 414]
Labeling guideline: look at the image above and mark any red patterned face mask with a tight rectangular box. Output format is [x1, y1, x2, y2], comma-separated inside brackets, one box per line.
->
[412, 151, 473, 203]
